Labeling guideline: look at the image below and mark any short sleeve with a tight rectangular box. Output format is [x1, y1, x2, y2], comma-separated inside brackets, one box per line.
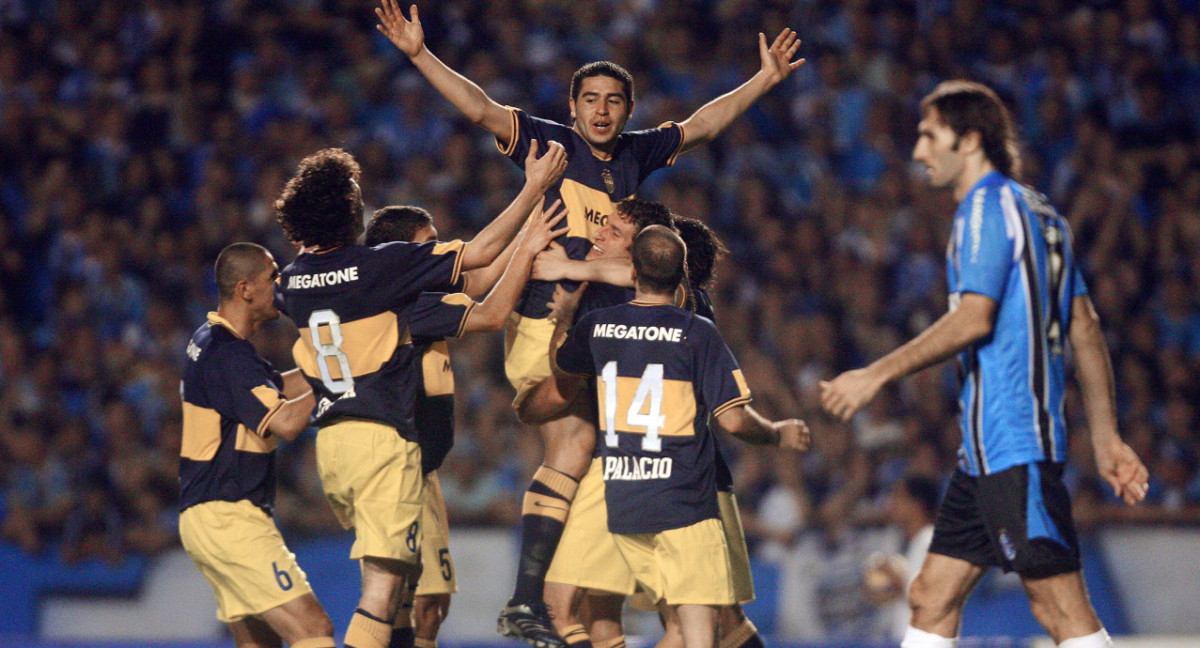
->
[691, 319, 751, 417]
[370, 239, 467, 301]
[555, 314, 594, 378]
[211, 343, 287, 437]
[624, 123, 685, 183]
[497, 108, 575, 164]
[409, 293, 476, 340]
[956, 185, 1015, 302]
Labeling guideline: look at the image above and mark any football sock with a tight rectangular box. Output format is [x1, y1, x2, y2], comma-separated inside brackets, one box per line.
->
[719, 618, 763, 648]
[414, 639, 437, 648]
[346, 608, 392, 648]
[292, 638, 336, 648]
[901, 626, 957, 648]
[595, 635, 627, 648]
[388, 578, 417, 648]
[561, 623, 592, 648]
[1058, 629, 1112, 648]
[511, 465, 579, 604]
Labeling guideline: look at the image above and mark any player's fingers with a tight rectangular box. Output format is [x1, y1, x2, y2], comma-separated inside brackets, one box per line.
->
[527, 138, 540, 159]
[771, 28, 789, 49]
[789, 57, 807, 70]
[409, 4, 419, 24]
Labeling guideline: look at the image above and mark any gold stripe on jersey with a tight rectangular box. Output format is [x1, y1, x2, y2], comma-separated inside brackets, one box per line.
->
[430, 240, 466, 286]
[422, 341, 454, 397]
[732, 370, 749, 398]
[251, 385, 286, 437]
[559, 178, 627, 242]
[181, 402, 222, 461]
[439, 293, 476, 338]
[599, 376, 698, 437]
[236, 423, 278, 454]
[659, 121, 685, 167]
[294, 311, 399, 383]
[711, 396, 752, 419]
[496, 106, 520, 156]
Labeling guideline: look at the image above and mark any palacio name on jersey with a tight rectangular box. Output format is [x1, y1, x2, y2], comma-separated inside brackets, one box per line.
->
[286, 266, 360, 289]
[592, 323, 683, 342]
[604, 456, 674, 481]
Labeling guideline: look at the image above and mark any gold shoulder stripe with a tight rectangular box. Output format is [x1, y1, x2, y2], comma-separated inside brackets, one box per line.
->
[252, 385, 286, 437]
[432, 240, 466, 285]
[711, 395, 752, 419]
[666, 121, 685, 167]
[732, 369, 750, 398]
[439, 293, 477, 338]
[495, 106, 520, 156]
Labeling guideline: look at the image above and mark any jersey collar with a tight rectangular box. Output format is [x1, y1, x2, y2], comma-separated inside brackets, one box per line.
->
[206, 312, 245, 339]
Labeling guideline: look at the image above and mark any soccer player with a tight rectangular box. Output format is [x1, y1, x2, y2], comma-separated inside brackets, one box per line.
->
[362, 204, 526, 648]
[274, 144, 566, 648]
[529, 225, 809, 648]
[819, 80, 1150, 648]
[375, 4, 805, 640]
[179, 242, 335, 648]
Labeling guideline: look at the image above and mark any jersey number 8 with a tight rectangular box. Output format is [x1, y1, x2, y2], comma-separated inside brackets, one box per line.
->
[308, 309, 354, 393]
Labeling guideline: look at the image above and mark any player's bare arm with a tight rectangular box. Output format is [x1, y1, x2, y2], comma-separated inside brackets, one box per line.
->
[820, 292, 997, 422]
[676, 28, 805, 152]
[376, 1, 514, 142]
[1068, 294, 1150, 505]
[716, 405, 809, 451]
[533, 243, 634, 286]
[266, 389, 316, 442]
[461, 199, 567, 333]
[459, 140, 567, 270]
[279, 368, 310, 399]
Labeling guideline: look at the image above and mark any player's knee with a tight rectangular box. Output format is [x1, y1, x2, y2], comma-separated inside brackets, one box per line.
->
[907, 573, 954, 622]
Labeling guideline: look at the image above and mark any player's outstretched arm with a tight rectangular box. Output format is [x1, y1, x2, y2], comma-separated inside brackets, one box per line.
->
[376, 1, 514, 143]
[265, 389, 316, 442]
[532, 243, 635, 286]
[716, 404, 810, 451]
[460, 198, 567, 333]
[461, 236, 520, 298]
[460, 140, 567, 271]
[1069, 295, 1149, 505]
[676, 28, 805, 152]
[820, 292, 997, 422]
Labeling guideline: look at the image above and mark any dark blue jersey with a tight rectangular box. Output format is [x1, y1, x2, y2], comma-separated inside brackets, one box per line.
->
[414, 339, 454, 474]
[558, 302, 751, 534]
[179, 313, 287, 513]
[277, 242, 474, 442]
[497, 108, 683, 319]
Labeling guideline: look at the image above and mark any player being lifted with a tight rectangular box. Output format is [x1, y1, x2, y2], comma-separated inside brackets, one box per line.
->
[526, 225, 809, 648]
[274, 143, 566, 648]
[375, 3, 805, 643]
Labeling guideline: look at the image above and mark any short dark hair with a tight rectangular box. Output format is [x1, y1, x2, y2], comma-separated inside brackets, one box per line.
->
[920, 80, 1021, 178]
[275, 148, 364, 249]
[365, 206, 433, 246]
[571, 61, 635, 103]
[215, 242, 271, 300]
[632, 225, 687, 295]
[674, 216, 728, 289]
[616, 198, 673, 232]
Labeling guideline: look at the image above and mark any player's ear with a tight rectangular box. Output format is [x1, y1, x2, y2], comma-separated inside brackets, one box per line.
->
[957, 129, 982, 155]
[569, 98, 576, 122]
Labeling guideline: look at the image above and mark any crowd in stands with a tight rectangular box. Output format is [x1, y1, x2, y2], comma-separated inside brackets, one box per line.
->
[0, 0, 1198, 576]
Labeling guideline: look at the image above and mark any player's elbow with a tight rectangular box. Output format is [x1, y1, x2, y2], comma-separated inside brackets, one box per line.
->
[465, 307, 507, 333]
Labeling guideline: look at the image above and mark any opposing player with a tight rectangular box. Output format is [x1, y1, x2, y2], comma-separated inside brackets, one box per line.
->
[180, 242, 335, 648]
[820, 81, 1149, 648]
[375, 4, 805, 640]
[363, 205, 526, 648]
[274, 144, 566, 648]
[529, 226, 809, 648]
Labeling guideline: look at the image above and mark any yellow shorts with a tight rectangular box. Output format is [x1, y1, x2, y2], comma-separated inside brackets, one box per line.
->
[416, 471, 457, 596]
[719, 491, 755, 604]
[316, 418, 424, 563]
[504, 312, 556, 406]
[613, 517, 735, 607]
[546, 458, 635, 595]
[180, 500, 313, 623]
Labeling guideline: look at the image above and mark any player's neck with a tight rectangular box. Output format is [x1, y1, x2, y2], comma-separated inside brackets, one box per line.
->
[632, 288, 674, 305]
[215, 303, 258, 339]
[572, 123, 616, 161]
[953, 157, 997, 202]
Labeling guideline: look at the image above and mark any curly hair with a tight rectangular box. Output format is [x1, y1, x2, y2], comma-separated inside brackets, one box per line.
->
[674, 216, 728, 289]
[275, 148, 364, 248]
[615, 198, 674, 232]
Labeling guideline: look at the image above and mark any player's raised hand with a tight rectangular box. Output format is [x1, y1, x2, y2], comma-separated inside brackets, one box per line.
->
[376, 1, 424, 58]
[532, 241, 571, 281]
[774, 418, 811, 452]
[758, 28, 805, 87]
[546, 281, 588, 324]
[520, 198, 567, 255]
[524, 139, 568, 192]
[1094, 437, 1150, 505]
[819, 367, 884, 423]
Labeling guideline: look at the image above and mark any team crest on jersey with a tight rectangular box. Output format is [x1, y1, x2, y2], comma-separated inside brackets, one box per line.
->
[601, 168, 615, 194]
[998, 529, 1017, 561]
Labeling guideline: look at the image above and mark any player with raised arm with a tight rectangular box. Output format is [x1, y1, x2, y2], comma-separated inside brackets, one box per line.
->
[273, 144, 565, 648]
[374, 6, 806, 641]
[525, 226, 809, 648]
[820, 81, 1149, 648]
[179, 243, 335, 648]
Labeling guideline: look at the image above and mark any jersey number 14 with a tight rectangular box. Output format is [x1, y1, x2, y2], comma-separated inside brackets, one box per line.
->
[600, 361, 666, 452]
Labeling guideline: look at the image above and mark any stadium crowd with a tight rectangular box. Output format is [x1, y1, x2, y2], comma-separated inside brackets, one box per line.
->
[0, 0, 1197, 579]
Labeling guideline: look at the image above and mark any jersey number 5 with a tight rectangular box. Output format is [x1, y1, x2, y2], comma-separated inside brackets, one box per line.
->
[308, 309, 354, 393]
[601, 361, 666, 452]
